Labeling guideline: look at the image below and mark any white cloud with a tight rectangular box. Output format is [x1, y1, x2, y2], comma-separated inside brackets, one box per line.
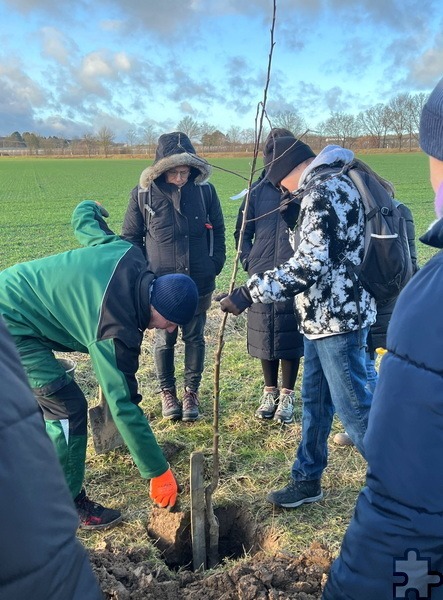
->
[40, 26, 77, 64]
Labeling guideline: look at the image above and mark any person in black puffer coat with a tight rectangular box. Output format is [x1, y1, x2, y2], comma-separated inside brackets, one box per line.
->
[323, 75, 443, 600]
[234, 128, 303, 425]
[0, 316, 102, 600]
[122, 132, 226, 423]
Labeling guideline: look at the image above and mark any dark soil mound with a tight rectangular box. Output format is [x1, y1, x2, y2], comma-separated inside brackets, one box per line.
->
[89, 542, 332, 599]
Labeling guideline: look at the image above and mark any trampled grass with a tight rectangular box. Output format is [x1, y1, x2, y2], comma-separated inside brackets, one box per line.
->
[0, 153, 437, 566]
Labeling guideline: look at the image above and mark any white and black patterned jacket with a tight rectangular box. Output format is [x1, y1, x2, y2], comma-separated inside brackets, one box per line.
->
[246, 145, 376, 336]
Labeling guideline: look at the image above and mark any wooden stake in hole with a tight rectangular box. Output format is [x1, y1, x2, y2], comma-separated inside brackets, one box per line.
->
[190, 451, 206, 571]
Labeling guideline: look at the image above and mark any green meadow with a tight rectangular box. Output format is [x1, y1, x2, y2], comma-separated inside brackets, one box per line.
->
[0, 153, 437, 567]
[0, 152, 436, 275]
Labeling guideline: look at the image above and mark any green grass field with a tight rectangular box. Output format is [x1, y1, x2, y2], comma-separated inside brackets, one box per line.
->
[0, 154, 437, 568]
[0, 152, 436, 274]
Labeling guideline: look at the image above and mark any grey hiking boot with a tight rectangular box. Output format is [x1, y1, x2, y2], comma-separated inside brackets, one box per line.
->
[266, 479, 323, 508]
[182, 387, 199, 422]
[255, 387, 279, 419]
[274, 389, 295, 424]
[161, 388, 182, 420]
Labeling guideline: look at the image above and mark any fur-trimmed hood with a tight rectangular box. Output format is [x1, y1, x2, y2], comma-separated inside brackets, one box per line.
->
[139, 131, 212, 188]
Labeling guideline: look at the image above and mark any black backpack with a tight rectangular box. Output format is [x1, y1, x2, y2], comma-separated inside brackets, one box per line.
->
[308, 159, 414, 304]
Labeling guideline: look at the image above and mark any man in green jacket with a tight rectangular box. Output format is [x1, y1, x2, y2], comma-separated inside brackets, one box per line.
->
[0, 200, 199, 529]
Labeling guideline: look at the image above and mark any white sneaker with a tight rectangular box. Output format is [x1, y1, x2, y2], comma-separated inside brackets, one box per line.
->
[274, 390, 295, 424]
[255, 388, 279, 419]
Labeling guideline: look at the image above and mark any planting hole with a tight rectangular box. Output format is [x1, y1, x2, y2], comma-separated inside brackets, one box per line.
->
[147, 504, 276, 571]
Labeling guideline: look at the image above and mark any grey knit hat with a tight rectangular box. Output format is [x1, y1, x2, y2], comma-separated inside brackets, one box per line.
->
[420, 77, 443, 161]
[151, 274, 199, 325]
[263, 136, 316, 186]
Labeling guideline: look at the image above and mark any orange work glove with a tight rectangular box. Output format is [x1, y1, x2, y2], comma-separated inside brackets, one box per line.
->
[149, 468, 178, 508]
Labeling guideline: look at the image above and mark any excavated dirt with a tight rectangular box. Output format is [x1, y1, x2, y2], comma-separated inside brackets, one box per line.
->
[89, 541, 332, 599]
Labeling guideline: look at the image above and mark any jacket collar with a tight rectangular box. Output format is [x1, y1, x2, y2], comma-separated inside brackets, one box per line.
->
[420, 217, 443, 249]
[135, 271, 156, 330]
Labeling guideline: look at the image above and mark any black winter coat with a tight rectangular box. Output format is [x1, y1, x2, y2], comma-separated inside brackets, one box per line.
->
[323, 217, 443, 600]
[122, 177, 225, 298]
[234, 176, 303, 360]
[0, 318, 102, 600]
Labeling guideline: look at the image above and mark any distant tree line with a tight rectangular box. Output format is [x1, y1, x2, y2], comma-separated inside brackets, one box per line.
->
[0, 91, 429, 157]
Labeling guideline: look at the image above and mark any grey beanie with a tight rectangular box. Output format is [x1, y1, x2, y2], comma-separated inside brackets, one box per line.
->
[420, 77, 443, 161]
[263, 136, 316, 186]
[151, 274, 199, 326]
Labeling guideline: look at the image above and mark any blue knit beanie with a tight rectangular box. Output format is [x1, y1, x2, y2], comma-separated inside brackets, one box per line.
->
[420, 77, 443, 161]
[150, 274, 199, 325]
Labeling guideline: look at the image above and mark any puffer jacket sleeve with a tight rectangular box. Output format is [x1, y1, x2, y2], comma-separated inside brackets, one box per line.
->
[121, 186, 146, 253]
[88, 337, 168, 479]
[206, 183, 226, 275]
[234, 191, 256, 271]
[71, 200, 120, 247]
[399, 202, 419, 272]
[0, 318, 102, 600]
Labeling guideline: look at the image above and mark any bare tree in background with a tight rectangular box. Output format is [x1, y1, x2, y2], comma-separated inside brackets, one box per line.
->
[408, 93, 429, 144]
[322, 112, 361, 148]
[226, 125, 243, 152]
[142, 124, 158, 157]
[240, 127, 255, 152]
[81, 133, 97, 158]
[126, 129, 139, 154]
[176, 116, 201, 141]
[96, 126, 115, 157]
[357, 104, 391, 149]
[388, 94, 410, 150]
[272, 110, 306, 137]
[22, 132, 41, 155]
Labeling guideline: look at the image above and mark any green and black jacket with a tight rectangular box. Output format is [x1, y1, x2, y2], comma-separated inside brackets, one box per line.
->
[0, 201, 168, 479]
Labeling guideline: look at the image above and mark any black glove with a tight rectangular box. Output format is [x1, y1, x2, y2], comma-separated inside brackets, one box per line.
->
[95, 202, 109, 218]
[220, 285, 252, 316]
[279, 191, 301, 230]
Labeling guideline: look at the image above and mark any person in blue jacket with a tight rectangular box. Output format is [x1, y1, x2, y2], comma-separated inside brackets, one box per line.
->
[323, 76, 443, 599]
[0, 316, 102, 600]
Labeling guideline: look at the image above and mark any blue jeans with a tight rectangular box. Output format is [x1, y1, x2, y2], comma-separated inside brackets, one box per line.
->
[154, 306, 207, 392]
[291, 327, 372, 482]
[365, 352, 378, 393]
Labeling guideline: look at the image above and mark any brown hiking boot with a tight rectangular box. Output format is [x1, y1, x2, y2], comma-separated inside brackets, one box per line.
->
[161, 388, 182, 420]
[182, 387, 199, 422]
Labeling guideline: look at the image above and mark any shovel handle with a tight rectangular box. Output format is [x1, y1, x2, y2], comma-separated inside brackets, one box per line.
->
[98, 385, 105, 406]
[98, 386, 113, 420]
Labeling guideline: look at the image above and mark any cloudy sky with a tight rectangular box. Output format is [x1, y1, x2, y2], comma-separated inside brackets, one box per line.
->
[1, 0, 442, 141]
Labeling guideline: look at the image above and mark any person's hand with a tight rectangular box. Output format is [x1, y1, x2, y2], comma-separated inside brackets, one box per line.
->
[279, 191, 301, 229]
[213, 292, 228, 302]
[219, 285, 252, 315]
[149, 468, 178, 508]
[95, 202, 109, 218]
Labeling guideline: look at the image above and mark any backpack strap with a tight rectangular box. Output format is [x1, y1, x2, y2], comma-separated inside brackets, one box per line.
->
[199, 184, 214, 257]
[138, 185, 154, 231]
